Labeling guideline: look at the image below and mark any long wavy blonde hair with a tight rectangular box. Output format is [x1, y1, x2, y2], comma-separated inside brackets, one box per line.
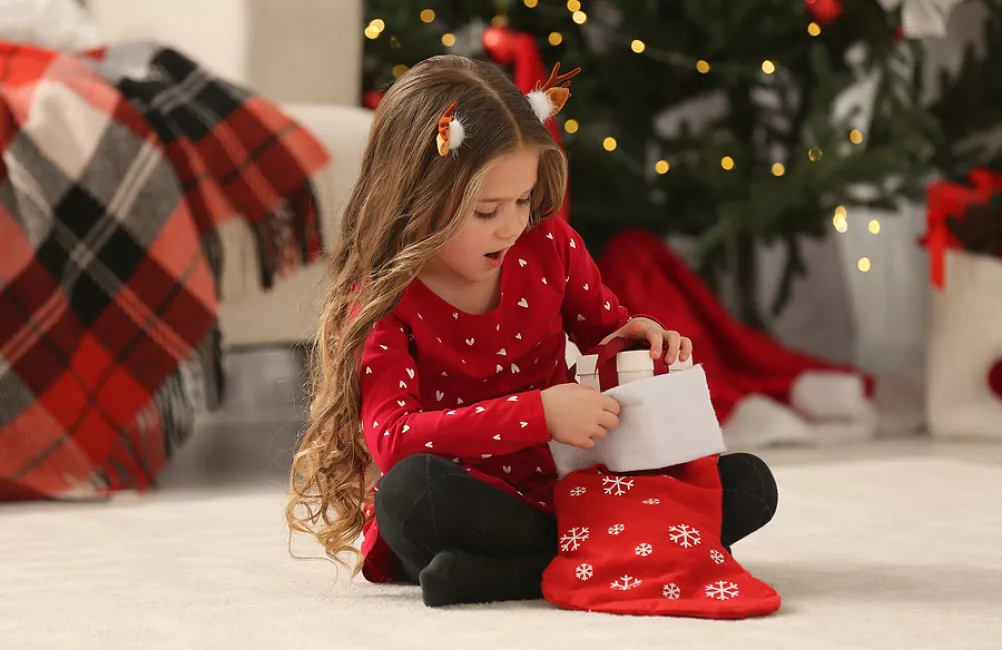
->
[286, 55, 569, 575]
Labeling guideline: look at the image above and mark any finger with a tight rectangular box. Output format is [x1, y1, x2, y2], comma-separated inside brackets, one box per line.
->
[579, 437, 596, 450]
[598, 412, 619, 430]
[679, 337, 693, 362]
[600, 395, 621, 415]
[647, 328, 664, 360]
[591, 427, 608, 440]
[664, 330, 682, 364]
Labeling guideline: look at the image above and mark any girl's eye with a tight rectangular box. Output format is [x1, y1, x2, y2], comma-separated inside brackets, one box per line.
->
[516, 197, 532, 206]
[475, 208, 498, 219]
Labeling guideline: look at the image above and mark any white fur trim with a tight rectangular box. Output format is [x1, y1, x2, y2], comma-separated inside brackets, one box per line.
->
[721, 395, 812, 450]
[790, 371, 876, 423]
[447, 116, 466, 151]
[526, 89, 555, 122]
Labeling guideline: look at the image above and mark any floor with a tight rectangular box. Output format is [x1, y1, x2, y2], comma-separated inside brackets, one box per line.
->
[4, 347, 1002, 650]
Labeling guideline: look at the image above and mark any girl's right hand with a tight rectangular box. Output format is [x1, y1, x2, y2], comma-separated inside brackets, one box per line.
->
[540, 383, 621, 449]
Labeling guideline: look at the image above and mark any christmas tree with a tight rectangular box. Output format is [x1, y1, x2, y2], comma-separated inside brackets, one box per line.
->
[361, 0, 936, 326]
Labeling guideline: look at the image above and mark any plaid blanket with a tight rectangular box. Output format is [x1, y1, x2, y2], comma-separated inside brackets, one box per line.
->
[0, 42, 329, 501]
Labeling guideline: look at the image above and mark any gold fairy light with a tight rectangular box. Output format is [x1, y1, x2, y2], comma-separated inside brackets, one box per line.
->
[721, 156, 735, 170]
[420, 9, 435, 23]
[858, 257, 871, 272]
[850, 129, 864, 144]
[696, 60, 711, 74]
[868, 219, 881, 234]
[564, 119, 579, 133]
[572, 10, 588, 24]
[631, 40, 646, 53]
[808, 22, 821, 36]
[761, 60, 776, 74]
[441, 33, 456, 47]
[603, 137, 617, 151]
[771, 162, 786, 176]
[808, 146, 823, 162]
[548, 32, 563, 46]
[655, 160, 670, 174]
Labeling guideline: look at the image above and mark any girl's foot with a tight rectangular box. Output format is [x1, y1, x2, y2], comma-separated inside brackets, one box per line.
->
[419, 549, 553, 607]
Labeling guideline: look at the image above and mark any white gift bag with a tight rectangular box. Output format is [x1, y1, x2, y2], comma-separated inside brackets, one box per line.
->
[926, 250, 1002, 440]
[548, 347, 727, 477]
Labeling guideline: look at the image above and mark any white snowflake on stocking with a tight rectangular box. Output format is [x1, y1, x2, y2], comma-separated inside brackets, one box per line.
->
[569, 486, 587, 497]
[559, 526, 590, 552]
[705, 580, 740, 601]
[662, 582, 681, 599]
[642, 498, 660, 505]
[575, 563, 593, 581]
[635, 543, 653, 557]
[710, 549, 726, 565]
[602, 476, 634, 496]
[608, 523, 625, 536]
[668, 523, 702, 548]
[610, 575, 642, 591]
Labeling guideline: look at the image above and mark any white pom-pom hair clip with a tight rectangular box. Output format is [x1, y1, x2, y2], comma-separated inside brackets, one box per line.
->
[436, 100, 465, 156]
[435, 63, 580, 156]
[525, 63, 581, 122]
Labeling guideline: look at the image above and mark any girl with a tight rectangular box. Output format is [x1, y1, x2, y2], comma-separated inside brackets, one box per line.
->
[287, 55, 778, 607]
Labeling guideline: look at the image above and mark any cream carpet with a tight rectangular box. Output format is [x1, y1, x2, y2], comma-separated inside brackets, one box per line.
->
[2, 457, 1000, 650]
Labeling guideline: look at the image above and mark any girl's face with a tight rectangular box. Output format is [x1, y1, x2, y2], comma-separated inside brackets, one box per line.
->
[431, 145, 540, 285]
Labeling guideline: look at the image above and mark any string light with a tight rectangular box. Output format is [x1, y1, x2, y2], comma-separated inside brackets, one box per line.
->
[491, 15, 508, 28]
[524, 0, 538, 7]
[808, 22, 822, 36]
[858, 257, 872, 272]
[849, 129, 864, 144]
[696, 60, 711, 74]
[834, 216, 848, 233]
[834, 206, 847, 219]
[808, 146, 823, 162]
[564, 119, 579, 133]
[420, 9, 435, 23]
[655, 160, 670, 174]
[567, 0, 581, 10]
[364, 18, 384, 40]
[868, 219, 881, 234]
[393, 64, 408, 78]
[631, 40, 646, 53]
[761, 60, 776, 74]
[603, 137, 618, 151]
[389, 35, 401, 49]
[441, 33, 456, 47]
[572, 10, 588, 24]
[721, 156, 735, 170]
[771, 162, 786, 176]
[548, 32, 563, 46]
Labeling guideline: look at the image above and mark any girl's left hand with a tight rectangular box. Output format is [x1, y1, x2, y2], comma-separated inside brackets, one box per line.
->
[601, 317, 692, 364]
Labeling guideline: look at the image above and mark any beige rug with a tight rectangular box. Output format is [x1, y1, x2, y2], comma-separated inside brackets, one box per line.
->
[2, 457, 1000, 650]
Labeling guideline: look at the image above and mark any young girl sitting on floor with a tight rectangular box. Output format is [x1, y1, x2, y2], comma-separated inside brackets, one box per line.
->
[287, 55, 778, 608]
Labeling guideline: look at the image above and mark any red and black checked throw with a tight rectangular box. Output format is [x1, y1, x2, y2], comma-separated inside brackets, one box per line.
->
[0, 42, 330, 501]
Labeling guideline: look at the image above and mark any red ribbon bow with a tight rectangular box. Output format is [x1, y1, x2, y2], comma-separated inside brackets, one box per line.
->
[925, 168, 1002, 288]
[576, 337, 671, 392]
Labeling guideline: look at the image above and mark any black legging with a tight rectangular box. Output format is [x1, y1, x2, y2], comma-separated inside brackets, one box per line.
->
[374, 452, 778, 606]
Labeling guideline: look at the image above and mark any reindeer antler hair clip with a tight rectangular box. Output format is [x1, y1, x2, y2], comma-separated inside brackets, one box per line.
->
[434, 63, 580, 156]
[436, 100, 465, 156]
[526, 63, 581, 123]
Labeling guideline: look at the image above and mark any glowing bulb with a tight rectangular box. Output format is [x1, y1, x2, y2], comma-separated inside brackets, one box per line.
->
[364, 26, 380, 39]
[655, 160, 670, 174]
[834, 205, 847, 219]
[696, 60, 711, 74]
[869, 219, 881, 234]
[441, 33, 456, 47]
[761, 60, 776, 74]
[834, 216, 848, 233]
[603, 137, 617, 151]
[850, 129, 864, 144]
[631, 40, 646, 53]
[721, 156, 735, 170]
[548, 32, 563, 46]
[572, 10, 588, 24]
[808, 22, 821, 36]
[567, 0, 581, 11]
[771, 162, 786, 176]
[491, 15, 509, 28]
[858, 257, 871, 272]
[392, 64, 409, 78]
[370, 19, 385, 33]
[808, 146, 823, 162]
[564, 119, 579, 134]
[524, 0, 538, 6]
[420, 9, 435, 23]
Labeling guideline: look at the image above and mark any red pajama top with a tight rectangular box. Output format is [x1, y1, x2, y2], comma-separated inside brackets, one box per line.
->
[358, 216, 636, 583]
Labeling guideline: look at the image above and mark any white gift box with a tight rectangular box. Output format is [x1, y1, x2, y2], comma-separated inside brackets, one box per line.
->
[926, 250, 1002, 440]
[548, 349, 727, 477]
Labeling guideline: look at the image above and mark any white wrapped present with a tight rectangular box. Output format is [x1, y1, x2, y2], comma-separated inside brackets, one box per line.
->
[549, 340, 727, 477]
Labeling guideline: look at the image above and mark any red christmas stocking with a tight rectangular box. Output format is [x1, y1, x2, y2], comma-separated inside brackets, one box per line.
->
[541, 457, 781, 619]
